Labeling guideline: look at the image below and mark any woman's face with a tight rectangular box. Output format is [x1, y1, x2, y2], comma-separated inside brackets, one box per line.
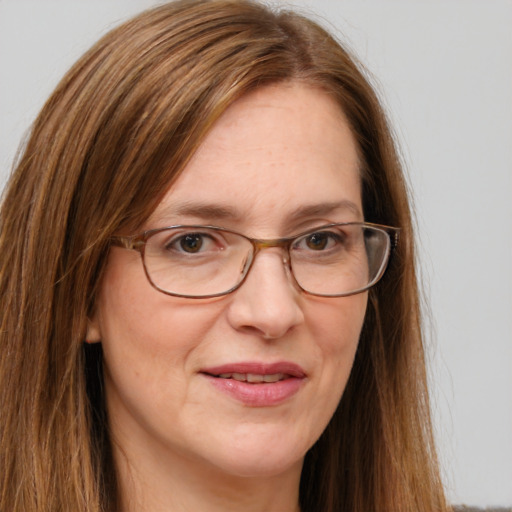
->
[89, 83, 367, 481]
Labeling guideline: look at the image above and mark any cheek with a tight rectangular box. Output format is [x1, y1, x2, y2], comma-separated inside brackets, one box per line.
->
[97, 250, 216, 354]
[95, 253, 233, 442]
[95, 251, 221, 400]
[308, 293, 367, 356]
[305, 294, 367, 421]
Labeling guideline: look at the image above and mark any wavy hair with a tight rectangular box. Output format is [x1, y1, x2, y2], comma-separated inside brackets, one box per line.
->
[0, 1, 448, 510]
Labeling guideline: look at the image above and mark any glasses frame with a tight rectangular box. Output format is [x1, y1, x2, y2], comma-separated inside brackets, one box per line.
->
[111, 222, 400, 299]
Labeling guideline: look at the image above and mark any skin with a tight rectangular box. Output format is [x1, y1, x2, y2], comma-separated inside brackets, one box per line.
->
[88, 83, 368, 512]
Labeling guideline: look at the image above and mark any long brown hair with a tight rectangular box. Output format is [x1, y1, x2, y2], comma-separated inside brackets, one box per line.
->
[0, 1, 448, 510]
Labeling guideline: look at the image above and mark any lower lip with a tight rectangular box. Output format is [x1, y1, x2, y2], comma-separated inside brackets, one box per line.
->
[203, 375, 304, 406]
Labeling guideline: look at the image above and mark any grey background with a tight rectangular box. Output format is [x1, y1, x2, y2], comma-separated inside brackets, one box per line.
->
[1, 0, 511, 507]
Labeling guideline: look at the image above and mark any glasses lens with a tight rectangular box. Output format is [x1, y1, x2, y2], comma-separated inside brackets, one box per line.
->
[143, 227, 252, 297]
[290, 224, 391, 296]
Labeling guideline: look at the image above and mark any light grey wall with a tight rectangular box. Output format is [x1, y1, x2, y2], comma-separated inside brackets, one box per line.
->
[1, 0, 511, 507]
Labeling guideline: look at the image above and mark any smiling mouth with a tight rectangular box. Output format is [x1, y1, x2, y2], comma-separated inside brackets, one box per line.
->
[216, 372, 289, 383]
[201, 363, 305, 406]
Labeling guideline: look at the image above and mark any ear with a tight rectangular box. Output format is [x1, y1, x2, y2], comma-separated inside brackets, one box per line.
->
[85, 313, 102, 344]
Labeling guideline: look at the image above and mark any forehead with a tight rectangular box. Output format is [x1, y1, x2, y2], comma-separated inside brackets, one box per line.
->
[149, 83, 362, 234]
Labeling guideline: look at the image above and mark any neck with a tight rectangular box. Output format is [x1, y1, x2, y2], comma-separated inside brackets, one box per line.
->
[113, 438, 303, 512]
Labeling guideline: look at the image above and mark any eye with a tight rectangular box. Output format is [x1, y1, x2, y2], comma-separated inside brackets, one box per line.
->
[179, 234, 206, 253]
[295, 230, 343, 251]
[305, 232, 331, 250]
[165, 231, 220, 254]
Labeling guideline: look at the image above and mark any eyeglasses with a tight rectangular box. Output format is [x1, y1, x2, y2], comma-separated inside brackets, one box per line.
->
[111, 222, 399, 299]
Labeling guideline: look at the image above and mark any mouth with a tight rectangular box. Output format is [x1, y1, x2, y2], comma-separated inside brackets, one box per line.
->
[202, 361, 306, 381]
[200, 362, 306, 406]
[216, 372, 289, 383]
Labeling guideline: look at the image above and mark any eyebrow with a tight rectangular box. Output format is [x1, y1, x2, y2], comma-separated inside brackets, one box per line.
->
[287, 200, 363, 220]
[154, 202, 243, 224]
[153, 199, 362, 226]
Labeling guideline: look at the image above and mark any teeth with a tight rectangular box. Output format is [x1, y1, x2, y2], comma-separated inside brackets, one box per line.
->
[216, 373, 286, 383]
[262, 373, 284, 383]
[246, 373, 263, 383]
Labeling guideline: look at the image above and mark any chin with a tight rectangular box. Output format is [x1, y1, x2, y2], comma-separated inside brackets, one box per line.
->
[216, 452, 304, 480]
[202, 426, 310, 479]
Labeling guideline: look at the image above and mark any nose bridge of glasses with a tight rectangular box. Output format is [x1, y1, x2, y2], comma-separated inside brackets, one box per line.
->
[251, 237, 291, 265]
[241, 238, 297, 298]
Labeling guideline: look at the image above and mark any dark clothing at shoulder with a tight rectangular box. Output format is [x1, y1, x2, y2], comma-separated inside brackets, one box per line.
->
[453, 507, 512, 512]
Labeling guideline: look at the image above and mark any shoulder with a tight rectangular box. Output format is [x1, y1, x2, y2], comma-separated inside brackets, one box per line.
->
[452, 507, 512, 512]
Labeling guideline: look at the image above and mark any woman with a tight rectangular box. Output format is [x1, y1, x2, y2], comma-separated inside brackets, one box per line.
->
[0, 1, 449, 511]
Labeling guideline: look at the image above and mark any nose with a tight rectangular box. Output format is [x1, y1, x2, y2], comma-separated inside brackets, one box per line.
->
[226, 249, 305, 339]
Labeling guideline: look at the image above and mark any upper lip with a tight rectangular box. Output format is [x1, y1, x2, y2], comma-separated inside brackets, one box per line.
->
[201, 361, 306, 378]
